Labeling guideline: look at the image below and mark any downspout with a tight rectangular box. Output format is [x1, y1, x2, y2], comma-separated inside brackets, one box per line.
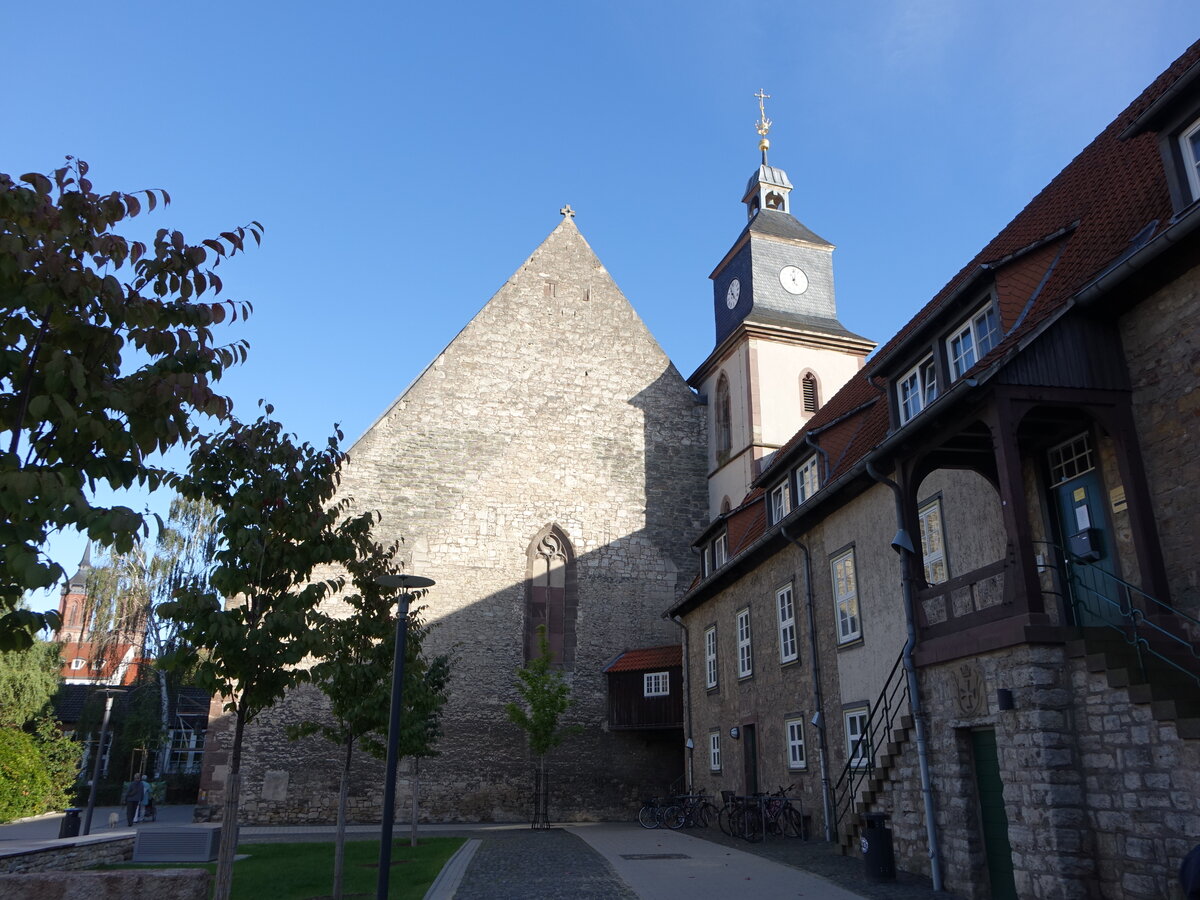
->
[804, 432, 831, 483]
[779, 521, 834, 843]
[668, 613, 694, 791]
[866, 459, 944, 892]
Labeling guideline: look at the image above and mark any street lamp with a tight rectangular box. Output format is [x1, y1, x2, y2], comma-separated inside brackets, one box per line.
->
[374, 573, 435, 900]
[82, 686, 126, 835]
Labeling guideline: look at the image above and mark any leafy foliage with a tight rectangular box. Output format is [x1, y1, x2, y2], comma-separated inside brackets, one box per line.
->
[0, 158, 258, 649]
[29, 713, 81, 810]
[505, 625, 578, 758]
[0, 640, 61, 726]
[0, 727, 53, 822]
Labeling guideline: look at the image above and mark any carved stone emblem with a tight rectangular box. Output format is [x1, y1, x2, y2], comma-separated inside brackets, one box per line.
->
[951, 660, 985, 717]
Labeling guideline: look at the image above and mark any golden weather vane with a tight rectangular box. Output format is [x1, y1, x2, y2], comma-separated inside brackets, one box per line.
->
[754, 89, 772, 163]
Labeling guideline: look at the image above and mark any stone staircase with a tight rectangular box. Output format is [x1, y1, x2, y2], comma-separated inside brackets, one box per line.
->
[835, 714, 915, 856]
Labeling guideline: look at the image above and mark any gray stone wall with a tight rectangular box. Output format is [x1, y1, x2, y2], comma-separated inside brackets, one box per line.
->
[0, 870, 208, 900]
[0, 835, 133, 873]
[200, 218, 708, 823]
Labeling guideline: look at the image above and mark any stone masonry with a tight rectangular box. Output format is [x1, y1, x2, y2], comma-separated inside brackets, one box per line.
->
[199, 216, 709, 823]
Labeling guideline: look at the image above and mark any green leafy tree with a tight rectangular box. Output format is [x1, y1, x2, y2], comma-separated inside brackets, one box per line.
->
[0, 158, 257, 650]
[0, 640, 60, 726]
[505, 625, 579, 829]
[159, 406, 375, 900]
[291, 538, 449, 899]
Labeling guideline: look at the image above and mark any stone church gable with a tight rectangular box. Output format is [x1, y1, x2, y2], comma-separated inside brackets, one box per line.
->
[208, 215, 709, 824]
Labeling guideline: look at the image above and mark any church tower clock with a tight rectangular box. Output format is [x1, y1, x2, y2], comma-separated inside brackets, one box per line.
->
[690, 91, 876, 520]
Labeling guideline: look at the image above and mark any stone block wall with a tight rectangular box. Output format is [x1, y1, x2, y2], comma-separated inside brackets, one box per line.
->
[0, 869, 208, 900]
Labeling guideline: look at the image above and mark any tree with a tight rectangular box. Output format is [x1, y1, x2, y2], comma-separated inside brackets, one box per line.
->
[82, 495, 218, 774]
[0, 640, 60, 726]
[290, 537, 449, 900]
[159, 406, 374, 900]
[0, 158, 258, 650]
[505, 625, 579, 829]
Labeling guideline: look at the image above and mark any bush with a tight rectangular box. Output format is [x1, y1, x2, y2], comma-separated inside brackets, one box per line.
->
[165, 772, 201, 804]
[0, 727, 54, 822]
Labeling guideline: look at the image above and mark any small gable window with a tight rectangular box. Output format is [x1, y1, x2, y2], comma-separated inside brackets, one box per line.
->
[713, 533, 728, 568]
[947, 301, 1000, 381]
[70, 658, 86, 670]
[795, 456, 820, 504]
[1181, 117, 1200, 201]
[769, 481, 790, 524]
[898, 356, 938, 425]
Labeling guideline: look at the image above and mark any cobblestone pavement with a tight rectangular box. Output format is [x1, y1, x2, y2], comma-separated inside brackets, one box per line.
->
[453, 828, 638, 900]
[685, 826, 965, 900]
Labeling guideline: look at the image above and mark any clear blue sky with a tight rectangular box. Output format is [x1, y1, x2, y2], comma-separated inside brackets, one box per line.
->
[12, 1, 1200, 604]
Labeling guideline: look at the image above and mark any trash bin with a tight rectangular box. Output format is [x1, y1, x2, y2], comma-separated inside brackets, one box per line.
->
[861, 812, 896, 881]
[58, 807, 82, 839]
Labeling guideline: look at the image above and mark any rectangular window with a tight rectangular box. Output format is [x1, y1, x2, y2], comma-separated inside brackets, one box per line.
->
[736, 608, 753, 678]
[832, 548, 861, 644]
[70, 658, 86, 670]
[898, 355, 937, 424]
[769, 481, 790, 523]
[1048, 432, 1095, 486]
[704, 626, 718, 689]
[709, 731, 722, 771]
[947, 301, 1000, 381]
[1181, 116, 1200, 201]
[918, 499, 948, 585]
[845, 707, 870, 767]
[795, 456, 820, 503]
[702, 545, 712, 577]
[786, 717, 807, 770]
[643, 671, 670, 697]
[713, 534, 728, 568]
[776, 584, 798, 664]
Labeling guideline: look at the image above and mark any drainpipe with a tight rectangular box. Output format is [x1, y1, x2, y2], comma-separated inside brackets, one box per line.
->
[804, 432, 831, 483]
[866, 459, 944, 892]
[668, 614, 694, 790]
[779, 521, 834, 843]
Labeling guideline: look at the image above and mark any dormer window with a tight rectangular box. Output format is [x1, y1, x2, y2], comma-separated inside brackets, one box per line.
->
[1181, 116, 1200, 201]
[947, 301, 1000, 381]
[713, 533, 728, 568]
[769, 481, 790, 523]
[898, 356, 938, 424]
[795, 456, 820, 503]
[70, 658, 86, 670]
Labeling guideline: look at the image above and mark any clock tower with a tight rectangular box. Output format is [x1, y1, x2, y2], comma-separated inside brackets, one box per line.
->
[690, 92, 875, 519]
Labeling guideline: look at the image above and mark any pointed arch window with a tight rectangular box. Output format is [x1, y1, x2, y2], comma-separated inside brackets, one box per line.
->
[715, 374, 732, 461]
[525, 525, 577, 669]
[802, 373, 820, 414]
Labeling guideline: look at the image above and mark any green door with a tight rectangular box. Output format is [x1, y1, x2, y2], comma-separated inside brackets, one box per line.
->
[971, 729, 1017, 899]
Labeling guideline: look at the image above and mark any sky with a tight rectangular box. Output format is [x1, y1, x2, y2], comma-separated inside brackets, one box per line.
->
[11, 1, 1200, 607]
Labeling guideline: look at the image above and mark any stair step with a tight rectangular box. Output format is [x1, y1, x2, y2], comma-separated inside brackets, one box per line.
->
[1175, 718, 1200, 740]
[1150, 698, 1200, 722]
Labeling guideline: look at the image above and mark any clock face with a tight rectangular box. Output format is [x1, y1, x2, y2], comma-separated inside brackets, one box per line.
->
[780, 265, 808, 295]
[726, 278, 741, 309]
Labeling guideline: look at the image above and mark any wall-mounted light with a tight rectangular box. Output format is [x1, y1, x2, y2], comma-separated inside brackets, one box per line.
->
[729, 726, 740, 740]
[685, 738, 694, 749]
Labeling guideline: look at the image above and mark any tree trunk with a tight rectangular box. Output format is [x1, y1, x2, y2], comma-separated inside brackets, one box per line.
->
[212, 711, 244, 900]
[409, 758, 420, 847]
[333, 738, 352, 900]
[156, 666, 171, 777]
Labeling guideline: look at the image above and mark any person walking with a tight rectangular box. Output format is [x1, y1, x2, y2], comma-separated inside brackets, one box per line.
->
[123, 774, 147, 827]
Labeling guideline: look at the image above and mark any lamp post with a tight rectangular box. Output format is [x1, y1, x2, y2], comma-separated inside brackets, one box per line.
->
[82, 686, 125, 835]
[374, 573, 435, 900]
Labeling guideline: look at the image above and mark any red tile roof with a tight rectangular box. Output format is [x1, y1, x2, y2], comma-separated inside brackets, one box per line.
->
[604, 644, 682, 672]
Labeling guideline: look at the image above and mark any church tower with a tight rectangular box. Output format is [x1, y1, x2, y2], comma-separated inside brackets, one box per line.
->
[689, 92, 875, 518]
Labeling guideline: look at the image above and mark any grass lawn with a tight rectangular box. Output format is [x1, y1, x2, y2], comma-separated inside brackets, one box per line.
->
[99, 837, 465, 900]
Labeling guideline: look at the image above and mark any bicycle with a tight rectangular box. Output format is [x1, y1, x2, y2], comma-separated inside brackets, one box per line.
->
[716, 791, 764, 842]
[637, 796, 680, 829]
[761, 784, 805, 838]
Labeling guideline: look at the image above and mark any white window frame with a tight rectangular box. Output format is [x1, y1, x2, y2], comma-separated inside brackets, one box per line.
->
[702, 544, 713, 577]
[71, 658, 86, 670]
[776, 584, 798, 664]
[918, 498, 949, 585]
[709, 731, 722, 771]
[643, 671, 670, 697]
[897, 355, 937, 424]
[704, 626, 718, 689]
[1181, 116, 1200, 201]
[845, 707, 870, 767]
[713, 533, 728, 568]
[786, 717, 807, 770]
[795, 456, 819, 504]
[769, 480, 790, 523]
[947, 301, 1000, 381]
[832, 548, 861, 645]
[736, 608, 753, 678]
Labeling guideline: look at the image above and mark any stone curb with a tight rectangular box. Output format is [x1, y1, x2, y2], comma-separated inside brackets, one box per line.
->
[423, 838, 480, 900]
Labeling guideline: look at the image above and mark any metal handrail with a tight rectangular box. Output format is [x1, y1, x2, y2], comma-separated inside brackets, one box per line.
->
[831, 649, 910, 834]
[1036, 541, 1200, 689]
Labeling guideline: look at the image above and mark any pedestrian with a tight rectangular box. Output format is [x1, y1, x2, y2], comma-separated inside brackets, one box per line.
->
[123, 774, 146, 827]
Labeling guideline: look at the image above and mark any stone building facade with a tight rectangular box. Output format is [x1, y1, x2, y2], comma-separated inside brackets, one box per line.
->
[198, 216, 708, 823]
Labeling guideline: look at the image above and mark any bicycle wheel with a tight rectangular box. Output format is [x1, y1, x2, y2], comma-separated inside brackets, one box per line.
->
[741, 807, 764, 843]
[697, 801, 718, 828]
[637, 804, 660, 829]
[718, 806, 734, 836]
[781, 806, 803, 838]
[662, 805, 686, 829]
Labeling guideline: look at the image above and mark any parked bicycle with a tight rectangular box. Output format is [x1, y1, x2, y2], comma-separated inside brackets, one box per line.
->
[716, 791, 764, 842]
[637, 796, 680, 829]
[762, 784, 805, 838]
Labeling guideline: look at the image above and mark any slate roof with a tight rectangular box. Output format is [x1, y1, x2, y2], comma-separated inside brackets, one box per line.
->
[603, 645, 682, 673]
[681, 39, 1200, 608]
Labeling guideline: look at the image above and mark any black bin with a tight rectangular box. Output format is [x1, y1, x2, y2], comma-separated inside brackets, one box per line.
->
[58, 807, 81, 839]
[861, 812, 896, 881]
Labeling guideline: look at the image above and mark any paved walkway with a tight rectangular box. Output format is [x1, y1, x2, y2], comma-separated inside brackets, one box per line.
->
[1, 807, 959, 899]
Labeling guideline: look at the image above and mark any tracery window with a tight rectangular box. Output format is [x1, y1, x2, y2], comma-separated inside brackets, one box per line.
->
[716, 373, 732, 460]
[526, 526, 577, 668]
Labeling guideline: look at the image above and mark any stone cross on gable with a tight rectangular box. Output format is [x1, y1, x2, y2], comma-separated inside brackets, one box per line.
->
[560, 204, 575, 218]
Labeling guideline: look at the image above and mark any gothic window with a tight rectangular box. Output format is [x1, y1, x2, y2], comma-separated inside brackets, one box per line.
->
[802, 373, 820, 413]
[715, 374, 732, 461]
[525, 525, 577, 669]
